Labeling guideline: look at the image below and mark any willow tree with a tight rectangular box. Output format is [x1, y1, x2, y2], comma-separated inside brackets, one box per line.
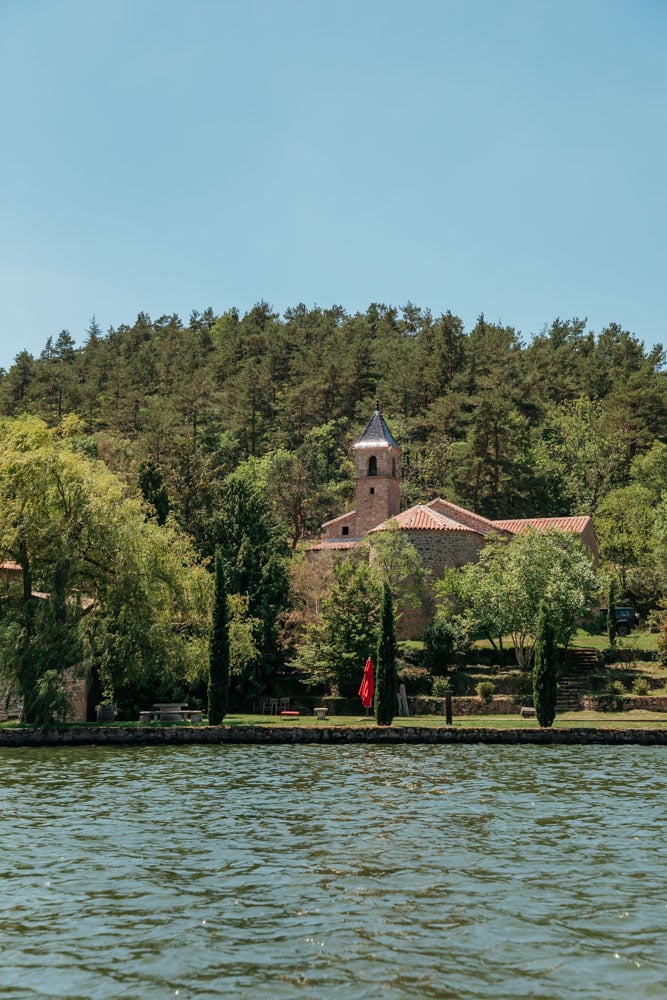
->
[0, 415, 210, 722]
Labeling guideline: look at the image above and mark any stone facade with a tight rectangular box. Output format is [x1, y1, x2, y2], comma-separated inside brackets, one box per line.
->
[401, 526, 485, 575]
[320, 407, 401, 542]
[353, 443, 400, 537]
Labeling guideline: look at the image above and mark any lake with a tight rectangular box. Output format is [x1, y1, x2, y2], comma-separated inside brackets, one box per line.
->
[0, 744, 665, 998]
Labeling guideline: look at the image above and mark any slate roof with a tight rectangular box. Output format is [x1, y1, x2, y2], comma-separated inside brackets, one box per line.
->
[353, 408, 400, 450]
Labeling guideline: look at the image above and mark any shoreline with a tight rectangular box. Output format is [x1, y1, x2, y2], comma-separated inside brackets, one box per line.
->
[1, 724, 666, 747]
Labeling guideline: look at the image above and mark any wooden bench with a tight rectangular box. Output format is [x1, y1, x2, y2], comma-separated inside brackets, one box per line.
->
[280, 710, 300, 718]
[520, 706, 536, 718]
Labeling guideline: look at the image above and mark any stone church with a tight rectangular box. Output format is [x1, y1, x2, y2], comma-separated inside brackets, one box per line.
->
[310, 404, 599, 636]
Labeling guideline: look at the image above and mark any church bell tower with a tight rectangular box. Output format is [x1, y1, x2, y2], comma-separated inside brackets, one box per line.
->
[353, 402, 401, 535]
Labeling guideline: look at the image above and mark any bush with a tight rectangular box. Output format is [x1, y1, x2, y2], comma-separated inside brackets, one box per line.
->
[601, 646, 657, 664]
[450, 671, 474, 695]
[396, 662, 431, 695]
[432, 676, 451, 697]
[476, 680, 496, 703]
[631, 677, 651, 696]
[422, 619, 459, 674]
[607, 679, 628, 710]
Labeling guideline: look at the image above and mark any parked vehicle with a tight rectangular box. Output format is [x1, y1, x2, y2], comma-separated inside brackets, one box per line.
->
[600, 606, 640, 636]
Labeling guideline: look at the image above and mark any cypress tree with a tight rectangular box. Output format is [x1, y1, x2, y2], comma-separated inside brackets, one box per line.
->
[607, 576, 617, 647]
[208, 549, 230, 725]
[533, 603, 558, 728]
[375, 581, 398, 726]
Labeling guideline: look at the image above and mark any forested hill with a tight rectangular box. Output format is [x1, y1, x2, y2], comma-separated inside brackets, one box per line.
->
[1, 303, 665, 555]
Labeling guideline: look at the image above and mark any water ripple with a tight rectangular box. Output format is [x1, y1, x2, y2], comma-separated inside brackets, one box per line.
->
[0, 745, 666, 997]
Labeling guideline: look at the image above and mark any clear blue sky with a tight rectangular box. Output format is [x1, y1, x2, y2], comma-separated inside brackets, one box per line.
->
[1, 0, 665, 371]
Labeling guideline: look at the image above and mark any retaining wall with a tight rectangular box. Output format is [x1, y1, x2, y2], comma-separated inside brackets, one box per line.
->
[582, 695, 667, 712]
[0, 725, 666, 747]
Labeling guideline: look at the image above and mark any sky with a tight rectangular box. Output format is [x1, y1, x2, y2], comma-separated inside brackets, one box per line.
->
[1, 0, 666, 372]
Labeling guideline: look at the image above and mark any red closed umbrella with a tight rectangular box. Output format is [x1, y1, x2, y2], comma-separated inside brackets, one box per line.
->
[359, 656, 375, 710]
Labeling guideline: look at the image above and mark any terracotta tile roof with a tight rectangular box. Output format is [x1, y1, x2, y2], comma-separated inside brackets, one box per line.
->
[493, 516, 593, 535]
[426, 498, 510, 537]
[0, 561, 21, 572]
[370, 505, 484, 534]
[353, 409, 399, 450]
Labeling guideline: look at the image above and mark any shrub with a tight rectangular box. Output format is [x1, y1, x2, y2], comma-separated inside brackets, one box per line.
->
[607, 679, 628, 710]
[432, 676, 452, 697]
[476, 680, 496, 703]
[422, 619, 458, 674]
[396, 661, 431, 695]
[632, 677, 651, 696]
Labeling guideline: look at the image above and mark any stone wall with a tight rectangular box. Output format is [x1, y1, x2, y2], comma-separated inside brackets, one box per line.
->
[0, 668, 88, 723]
[322, 511, 357, 541]
[403, 528, 484, 576]
[67, 667, 88, 723]
[582, 694, 667, 712]
[354, 442, 400, 535]
[1, 724, 666, 746]
[0, 680, 22, 722]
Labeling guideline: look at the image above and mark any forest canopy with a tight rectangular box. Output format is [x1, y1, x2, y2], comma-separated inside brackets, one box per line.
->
[1, 303, 665, 619]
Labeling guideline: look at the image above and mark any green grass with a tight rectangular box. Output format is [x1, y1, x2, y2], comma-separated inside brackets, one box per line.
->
[221, 711, 667, 730]
[570, 628, 658, 652]
[3, 708, 667, 731]
[472, 629, 658, 654]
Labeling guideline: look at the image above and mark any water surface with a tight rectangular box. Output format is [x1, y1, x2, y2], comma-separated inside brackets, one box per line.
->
[0, 744, 665, 998]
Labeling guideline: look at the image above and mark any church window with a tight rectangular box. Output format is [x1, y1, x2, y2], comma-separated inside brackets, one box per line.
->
[392, 457, 396, 477]
[368, 456, 377, 476]
[369, 487, 375, 495]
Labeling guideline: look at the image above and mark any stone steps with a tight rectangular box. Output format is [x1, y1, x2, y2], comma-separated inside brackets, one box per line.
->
[556, 647, 600, 712]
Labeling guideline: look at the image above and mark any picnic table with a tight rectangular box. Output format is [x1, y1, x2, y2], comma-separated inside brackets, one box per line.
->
[139, 703, 203, 723]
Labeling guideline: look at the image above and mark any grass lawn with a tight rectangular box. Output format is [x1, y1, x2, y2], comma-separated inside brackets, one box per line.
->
[471, 629, 658, 654]
[570, 628, 658, 652]
[222, 710, 667, 730]
[3, 709, 667, 732]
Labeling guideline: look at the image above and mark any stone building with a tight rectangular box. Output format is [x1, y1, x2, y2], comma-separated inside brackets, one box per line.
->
[311, 404, 599, 637]
[320, 403, 401, 541]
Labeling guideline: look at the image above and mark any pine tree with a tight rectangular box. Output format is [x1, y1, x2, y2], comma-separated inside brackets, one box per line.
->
[208, 549, 230, 725]
[533, 603, 558, 728]
[138, 460, 170, 526]
[375, 582, 398, 726]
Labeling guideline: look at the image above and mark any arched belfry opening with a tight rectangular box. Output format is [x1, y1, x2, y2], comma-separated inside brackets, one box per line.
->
[352, 403, 401, 535]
